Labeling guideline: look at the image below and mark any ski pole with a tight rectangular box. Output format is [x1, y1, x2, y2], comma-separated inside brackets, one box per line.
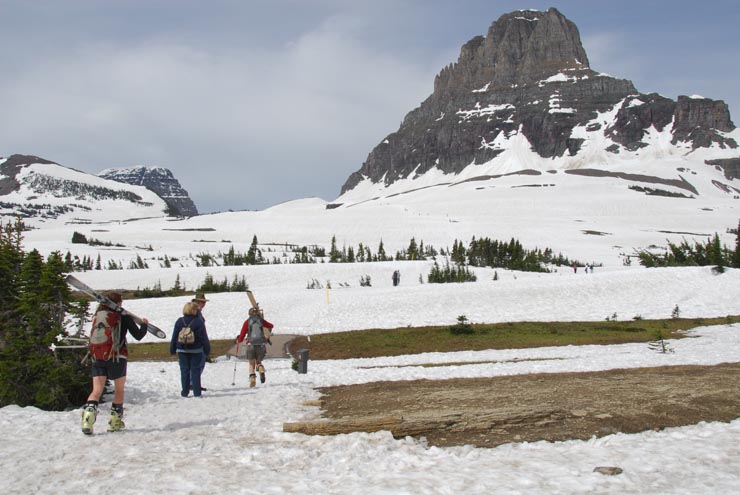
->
[231, 343, 239, 385]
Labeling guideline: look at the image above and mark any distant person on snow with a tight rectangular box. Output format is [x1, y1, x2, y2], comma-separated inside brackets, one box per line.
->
[81, 292, 149, 435]
[237, 306, 274, 388]
[170, 301, 211, 398]
[392, 270, 401, 286]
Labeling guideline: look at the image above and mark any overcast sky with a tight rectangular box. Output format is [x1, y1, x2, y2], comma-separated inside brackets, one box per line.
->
[1, 0, 738, 213]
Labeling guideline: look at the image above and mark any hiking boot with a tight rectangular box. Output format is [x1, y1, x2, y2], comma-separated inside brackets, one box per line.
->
[107, 409, 125, 432]
[249, 373, 256, 388]
[257, 364, 266, 384]
[81, 404, 97, 435]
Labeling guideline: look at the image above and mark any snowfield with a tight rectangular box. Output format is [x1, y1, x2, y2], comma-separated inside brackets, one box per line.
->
[1, 264, 740, 494]
[2, 152, 740, 493]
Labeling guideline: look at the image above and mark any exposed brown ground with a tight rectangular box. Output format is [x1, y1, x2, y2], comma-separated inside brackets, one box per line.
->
[284, 362, 740, 448]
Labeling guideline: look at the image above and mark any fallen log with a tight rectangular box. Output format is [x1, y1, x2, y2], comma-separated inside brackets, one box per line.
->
[283, 410, 569, 441]
[283, 416, 402, 436]
[283, 413, 470, 438]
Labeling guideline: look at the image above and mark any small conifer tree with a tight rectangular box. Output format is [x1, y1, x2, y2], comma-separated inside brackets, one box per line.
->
[671, 305, 681, 319]
[449, 315, 474, 335]
[0, 221, 89, 410]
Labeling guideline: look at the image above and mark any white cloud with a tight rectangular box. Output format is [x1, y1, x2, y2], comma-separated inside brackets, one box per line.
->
[1, 1, 737, 212]
[0, 12, 438, 211]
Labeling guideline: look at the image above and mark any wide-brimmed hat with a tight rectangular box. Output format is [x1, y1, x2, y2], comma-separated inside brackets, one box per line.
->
[192, 293, 209, 302]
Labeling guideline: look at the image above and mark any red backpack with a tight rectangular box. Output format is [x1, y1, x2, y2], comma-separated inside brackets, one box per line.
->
[89, 309, 122, 360]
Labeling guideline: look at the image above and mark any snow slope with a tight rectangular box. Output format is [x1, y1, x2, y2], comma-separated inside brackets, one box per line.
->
[2, 139, 740, 493]
[1, 291, 739, 494]
[16, 156, 740, 276]
[0, 159, 168, 223]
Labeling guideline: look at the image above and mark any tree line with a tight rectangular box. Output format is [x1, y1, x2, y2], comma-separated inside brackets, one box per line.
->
[66, 230, 589, 274]
[0, 220, 89, 411]
[636, 225, 740, 272]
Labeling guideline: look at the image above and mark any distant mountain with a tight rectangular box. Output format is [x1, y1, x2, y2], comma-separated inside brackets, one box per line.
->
[98, 166, 198, 217]
[0, 154, 170, 225]
[338, 8, 739, 203]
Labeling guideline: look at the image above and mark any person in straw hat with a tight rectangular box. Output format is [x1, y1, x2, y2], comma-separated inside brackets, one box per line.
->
[191, 292, 210, 389]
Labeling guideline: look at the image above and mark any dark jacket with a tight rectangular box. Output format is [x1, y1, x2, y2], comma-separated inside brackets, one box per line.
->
[170, 315, 210, 356]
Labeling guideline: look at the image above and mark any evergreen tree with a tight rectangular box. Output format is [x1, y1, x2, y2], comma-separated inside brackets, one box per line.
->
[407, 237, 419, 260]
[63, 251, 74, 272]
[329, 235, 341, 263]
[710, 233, 725, 273]
[0, 222, 89, 410]
[224, 245, 236, 265]
[231, 274, 248, 292]
[377, 239, 387, 261]
[17, 250, 44, 319]
[451, 239, 466, 265]
[0, 220, 24, 308]
[246, 235, 262, 264]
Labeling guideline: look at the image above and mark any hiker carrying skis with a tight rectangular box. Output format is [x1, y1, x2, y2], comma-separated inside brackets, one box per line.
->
[236, 307, 274, 388]
[81, 292, 149, 435]
[170, 301, 211, 398]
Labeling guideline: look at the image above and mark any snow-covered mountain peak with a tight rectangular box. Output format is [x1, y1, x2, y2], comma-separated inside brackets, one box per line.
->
[0, 154, 169, 226]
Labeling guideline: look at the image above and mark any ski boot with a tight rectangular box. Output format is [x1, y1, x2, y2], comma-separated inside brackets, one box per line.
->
[107, 406, 125, 432]
[257, 364, 266, 384]
[249, 373, 257, 388]
[81, 403, 98, 435]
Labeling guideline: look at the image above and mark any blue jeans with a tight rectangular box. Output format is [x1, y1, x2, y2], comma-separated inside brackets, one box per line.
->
[177, 350, 205, 397]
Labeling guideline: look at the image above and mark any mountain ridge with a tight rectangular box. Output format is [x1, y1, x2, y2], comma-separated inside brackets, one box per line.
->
[98, 166, 198, 217]
[339, 8, 738, 200]
[0, 154, 174, 224]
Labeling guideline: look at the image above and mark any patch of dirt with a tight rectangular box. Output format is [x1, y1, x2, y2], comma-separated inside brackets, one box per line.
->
[285, 363, 740, 448]
[563, 168, 698, 195]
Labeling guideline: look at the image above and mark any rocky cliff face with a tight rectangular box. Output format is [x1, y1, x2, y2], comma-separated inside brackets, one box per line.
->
[98, 166, 198, 217]
[341, 8, 737, 194]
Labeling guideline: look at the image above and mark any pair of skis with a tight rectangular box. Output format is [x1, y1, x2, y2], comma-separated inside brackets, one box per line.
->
[65, 274, 166, 339]
[231, 289, 270, 385]
[66, 275, 268, 343]
[247, 289, 271, 343]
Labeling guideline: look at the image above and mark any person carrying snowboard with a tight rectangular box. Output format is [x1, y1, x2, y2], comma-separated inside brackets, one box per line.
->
[236, 306, 274, 388]
[81, 292, 149, 435]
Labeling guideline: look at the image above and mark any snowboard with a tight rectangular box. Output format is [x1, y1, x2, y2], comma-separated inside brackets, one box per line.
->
[246, 289, 271, 342]
[65, 274, 167, 339]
